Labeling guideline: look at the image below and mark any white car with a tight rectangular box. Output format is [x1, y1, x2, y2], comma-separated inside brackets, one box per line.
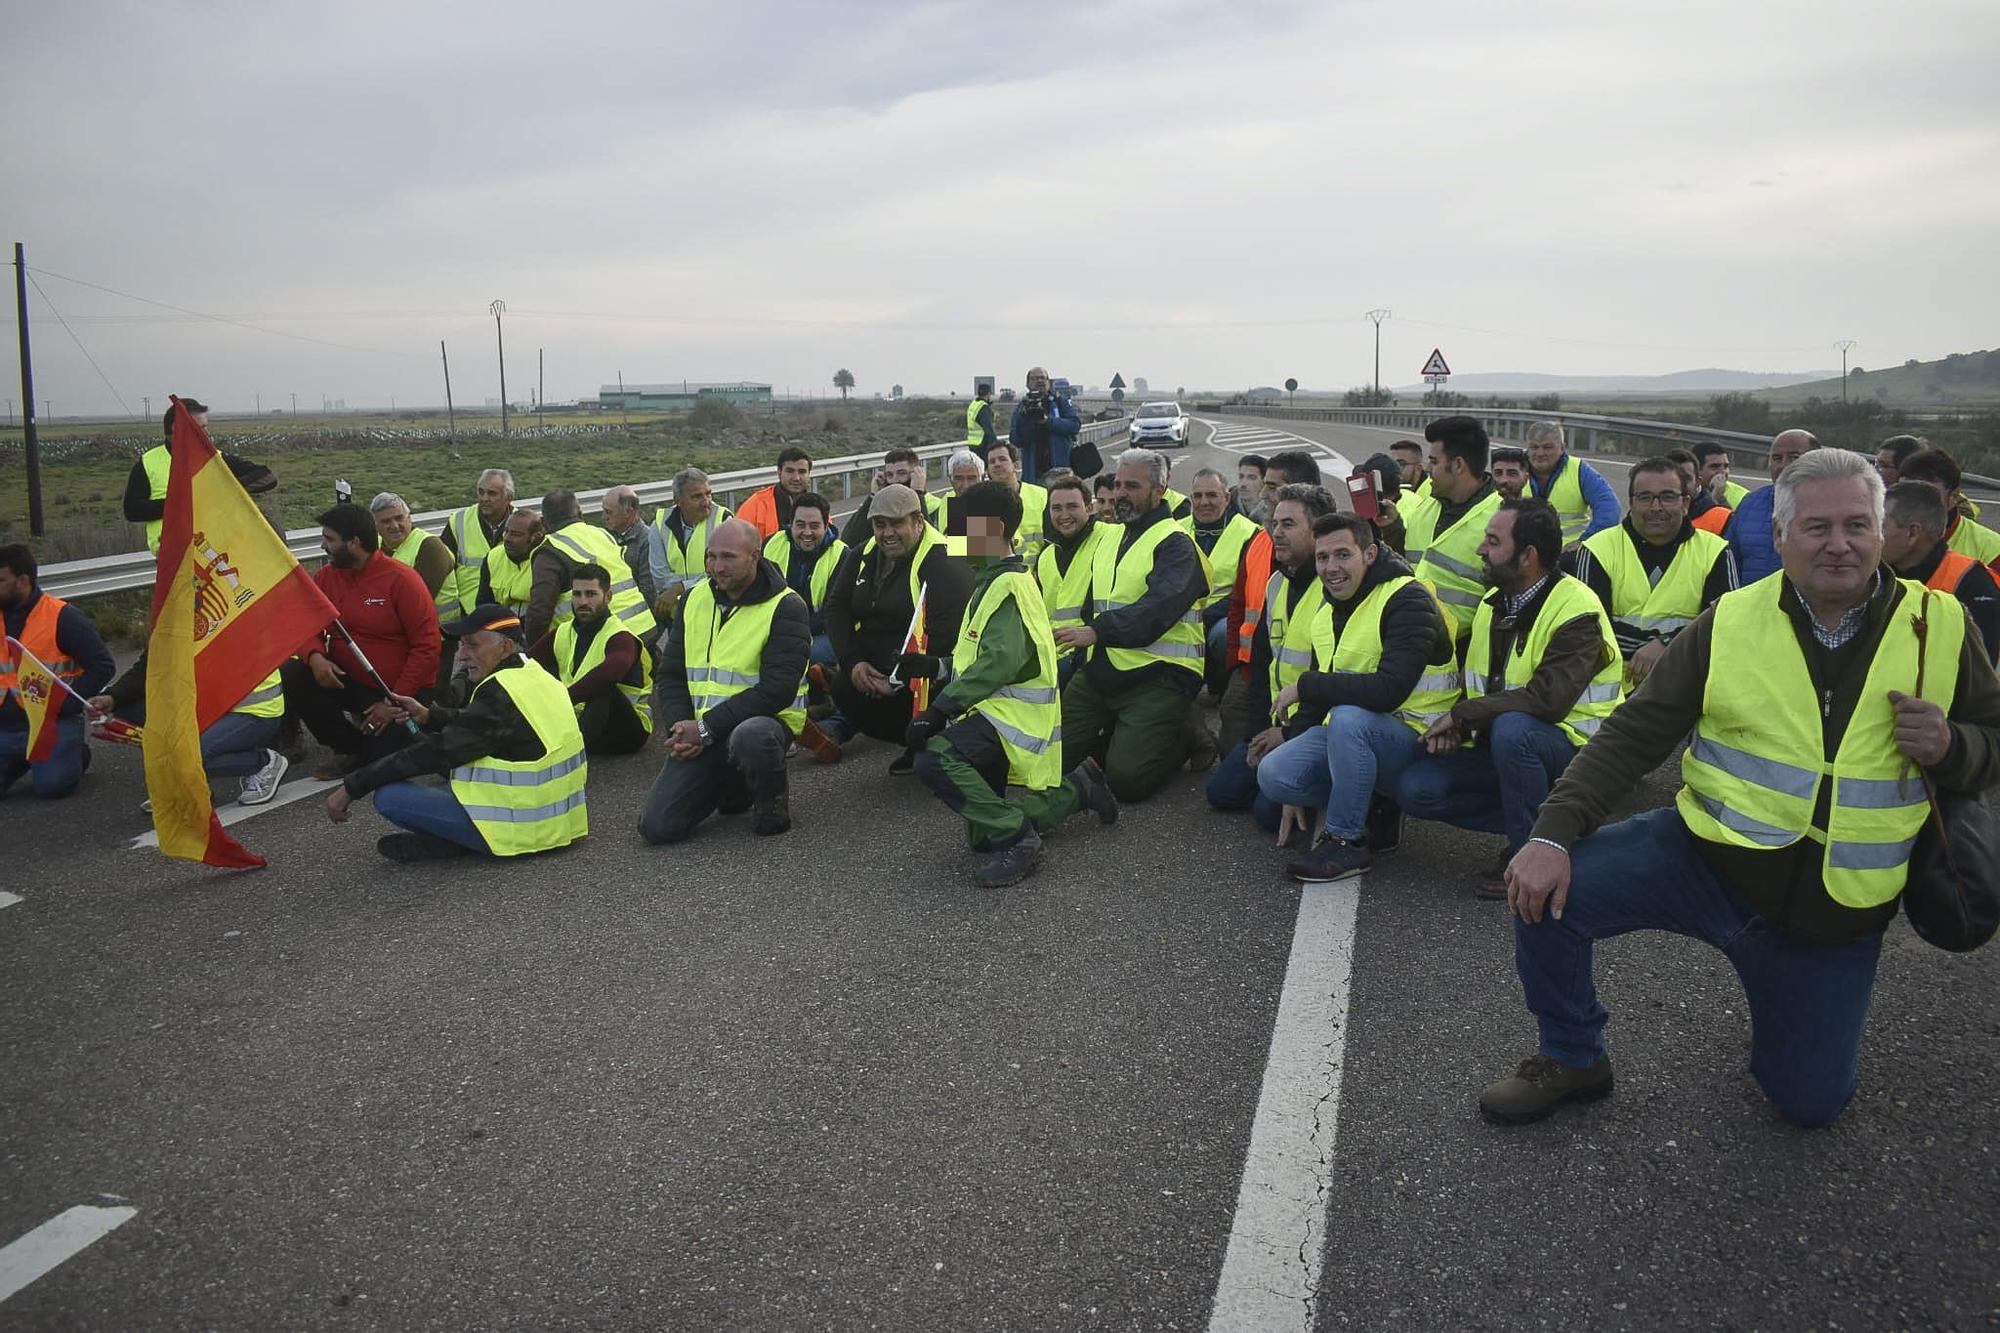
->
[1128, 401, 1189, 447]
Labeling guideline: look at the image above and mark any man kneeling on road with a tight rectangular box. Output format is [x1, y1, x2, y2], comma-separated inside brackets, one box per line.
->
[529, 563, 652, 756]
[1396, 499, 1623, 899]
[908, 482, 1120, 887]
[639, 519, 809, 843]
[1485, 448, 2000, 1128]
[1255, 514, 1460, 882]
[325, 604, 588, 862]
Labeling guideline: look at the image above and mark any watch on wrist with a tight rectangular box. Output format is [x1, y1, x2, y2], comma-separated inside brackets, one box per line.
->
[696, 720, 714, 746]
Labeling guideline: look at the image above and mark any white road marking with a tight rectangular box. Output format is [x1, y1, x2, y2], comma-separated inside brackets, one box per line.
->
[1207, 878, 1361, 1332]
[0, 892, 21, 910]
[129, 775, 341, 850]
[1194, 419, 1354, 483]
[0, 1205, 137, 1302]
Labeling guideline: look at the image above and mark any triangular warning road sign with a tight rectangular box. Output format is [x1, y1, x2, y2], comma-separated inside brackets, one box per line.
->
[1420, 348, 1451, 378]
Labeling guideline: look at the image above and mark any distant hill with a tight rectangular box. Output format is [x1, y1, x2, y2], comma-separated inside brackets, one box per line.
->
[1388, 368, 1829, 395]
[1757, 349, 2000, 406]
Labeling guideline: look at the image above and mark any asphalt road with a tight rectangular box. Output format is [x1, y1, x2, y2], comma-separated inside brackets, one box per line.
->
[4, 423, 1997, 1329]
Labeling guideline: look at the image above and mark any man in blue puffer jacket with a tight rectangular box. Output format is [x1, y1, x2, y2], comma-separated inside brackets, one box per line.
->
[1725, 428, 1816, 584]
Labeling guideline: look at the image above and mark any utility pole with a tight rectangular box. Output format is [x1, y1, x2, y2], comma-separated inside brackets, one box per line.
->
[537, 347, 544, 434]
[491, 299, 509, 435]
[13, 241, 44, 535]
[1835, 339, 1857, 404]
[143, 395, 152, 421]
[441, 340, 457, 440]
[1366, 309, 1391, 402]
[618, 370, 627, 429]
[290, 392, 297, 418]
[255, 392, 261, 416]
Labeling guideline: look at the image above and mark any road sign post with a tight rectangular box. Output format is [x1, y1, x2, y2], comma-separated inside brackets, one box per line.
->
[1420, 348, 1451, 401]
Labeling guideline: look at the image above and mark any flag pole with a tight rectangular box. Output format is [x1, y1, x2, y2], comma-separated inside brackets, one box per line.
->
[884, 581, 929, 687]
[328, 619, 423, 735]
[6, 635, 98, 713]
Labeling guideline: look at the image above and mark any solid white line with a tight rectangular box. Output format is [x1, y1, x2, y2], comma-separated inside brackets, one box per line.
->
[0, 892, 20, 910]
[129, 775, 341, 850]
[1207, 878, 1361, 1333]
[0, 1205, 137, 1302]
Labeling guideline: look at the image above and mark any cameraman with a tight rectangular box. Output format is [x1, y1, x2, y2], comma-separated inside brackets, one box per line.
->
[1009, 366, 1082, 484]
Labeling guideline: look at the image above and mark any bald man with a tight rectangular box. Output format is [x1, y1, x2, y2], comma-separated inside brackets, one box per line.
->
[640, 518, 812, 844]
[1725, 428, 1816, 584]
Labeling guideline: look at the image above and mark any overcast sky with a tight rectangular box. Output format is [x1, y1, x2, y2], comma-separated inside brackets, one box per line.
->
[4, 0, 1995, 417]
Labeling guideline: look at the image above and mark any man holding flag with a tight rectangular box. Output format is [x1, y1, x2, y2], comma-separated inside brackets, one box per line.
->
[2, 544, 115, 798]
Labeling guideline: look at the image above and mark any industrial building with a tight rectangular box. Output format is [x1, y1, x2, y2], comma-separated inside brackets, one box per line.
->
[597, 381, 773, 411]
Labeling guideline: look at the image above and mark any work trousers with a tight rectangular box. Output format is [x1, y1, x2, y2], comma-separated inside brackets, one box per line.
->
[1060, 669, 1198, 804]
[637, 715, 789, 845]
[0, 717, 87, 799]
[279, 660, 427, 763]
[373, 780, 492, 854]
[1516, 807, 1884, 1128]
[578, 692, 649, 756]
[1204, 739, 1282, 833]
[827, 671, 919, 746]
[912, 712, 1084, 853]
[202, 711, 283, 779]
[1396, 712, 1578, 855]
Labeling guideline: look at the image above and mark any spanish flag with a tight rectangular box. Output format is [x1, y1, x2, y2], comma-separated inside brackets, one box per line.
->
[146, 395, 337, 867]
[5, 636, 66, 762]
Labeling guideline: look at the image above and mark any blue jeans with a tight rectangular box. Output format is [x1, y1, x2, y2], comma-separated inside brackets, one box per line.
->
[1517, 807, 1883, 1128]
[1256, 706, 1426, 840]
[0, 716, 87, 798]
[1205, 740, 1282, 833]
[372, 780, 491, 853]
[202, 712, 281, 779]
[1396, 711, 1577, 854]
[808, 633, 849, 738]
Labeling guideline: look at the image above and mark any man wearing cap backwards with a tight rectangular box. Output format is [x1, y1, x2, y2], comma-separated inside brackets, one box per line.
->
[325, 604, 589, 863]
[905, 482, 1121, 887]
[639, 518, 811, 843]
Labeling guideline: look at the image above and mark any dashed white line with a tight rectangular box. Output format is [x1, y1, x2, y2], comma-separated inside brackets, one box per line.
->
[0, 1205, 137, 1303]
[0, 892, 21, 910]
[129, 775, 341, 850]
[1207, 878, 1362, 1332]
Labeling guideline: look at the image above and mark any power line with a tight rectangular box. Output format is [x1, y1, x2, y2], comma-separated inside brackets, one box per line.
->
[26, 271, 134, 417]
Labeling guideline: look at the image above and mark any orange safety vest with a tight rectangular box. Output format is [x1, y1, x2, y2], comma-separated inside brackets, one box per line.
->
[1691, 505, 1731, 535]
[1235, 530, 1275, 667]
[1928, 548, 1978, 594]
[0, 593, 85, 710]
[737, 485, 783, 542]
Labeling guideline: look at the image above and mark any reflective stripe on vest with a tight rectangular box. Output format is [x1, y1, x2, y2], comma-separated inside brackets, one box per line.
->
[1183, 512, 1259, 611]
[1015, 483, 1049, 563]
[1531, 456, 1591, 545]
[1676, 575, 1963, 907]
[387, 530, 459, 615]
[1308, 575, 1463, 734]
[231, 669, 286, 719]
[762, 530, 848, 611]
[547, 523, 658, 638]
[0, 594, 84, 709]
[1463, 574, 1623, 748]
[141, 444, 171, 554]
[1263, 568, 1326, 715]
[1036, 523, 1112, 655]
[482, 543, 540, 613]
[965, 398, 986, 447]
[1413, 490, 1501, 636]
[446, 661, 590, 855]
[555, 616, 655, 735]
[1089, 517, 1205, 676]
[657, 505, 731, 585]
[950, 568, 1063, 790]
[679, 581, 808, 734]
[447, 506, 497, 617]
[1398, 490, 1442, 562]
[1581, 524, 1726, 643]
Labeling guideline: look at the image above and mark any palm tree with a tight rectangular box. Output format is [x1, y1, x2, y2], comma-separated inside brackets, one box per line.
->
[833, 369, 855, 401]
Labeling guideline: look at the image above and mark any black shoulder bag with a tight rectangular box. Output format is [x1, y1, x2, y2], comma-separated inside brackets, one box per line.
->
[1901, 589, 1999, 952]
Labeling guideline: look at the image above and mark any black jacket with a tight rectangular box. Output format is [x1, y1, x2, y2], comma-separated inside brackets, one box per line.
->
[1084, 504, 1208, 695]
[660, 558, 811, 742]
[344, 655, 547, 798]
[1290, 550, 1451, 731]
[825, 535, 972, 674]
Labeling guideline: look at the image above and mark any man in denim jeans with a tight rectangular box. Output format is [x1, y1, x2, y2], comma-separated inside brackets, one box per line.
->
[1483, 449, 2000, 1128]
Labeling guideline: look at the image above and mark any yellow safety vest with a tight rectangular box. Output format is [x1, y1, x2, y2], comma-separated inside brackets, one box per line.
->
[386, 530, 459, 615]
[1089, 516, 1206, 678]
[966, 398, 987, 448]
[951, 568, 1062, 790]
[762, 530, 848, 612]
[447, 660, 590, 855]
[1679, 575, 1962, 908]
[1183, 512, 1260, 610]
[545, 522, 658, 638]
[678, 580, 808, 735]
[1036, 523, 1113, 657]
[1164, 486, 1189, 517]
[1464, 575, 1623, 748]
[1264, 566, 1327, 718]
[482, 542, 540, 613]
[446, 506, 498, 617]
[231, 668, 286, 719]
[1946, 514, 2000, 567]
[1398, 489, 1442, 562]
[141, 444, 172, 553]
[1015, 483, 1049, 563]
[1411, 489, 1502, 639]
[656, 504, 733, 592]
[1307, 575, 1462, 733]
[1722, 479, 1750, 507]
[1581, 525, 1727, 642]
[554, 616, 654, 736]
[1531, 456, 1590, 546]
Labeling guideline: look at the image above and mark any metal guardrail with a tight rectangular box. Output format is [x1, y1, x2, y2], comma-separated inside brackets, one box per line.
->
[38, 419, 1131, 601]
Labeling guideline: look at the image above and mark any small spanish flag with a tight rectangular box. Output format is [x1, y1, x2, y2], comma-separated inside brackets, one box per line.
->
[6, 636, 65, 763]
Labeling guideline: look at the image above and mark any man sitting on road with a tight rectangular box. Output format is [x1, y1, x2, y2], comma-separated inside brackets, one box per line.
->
[325, 603, 588, 863]
[639, 519, 809, 843]
[843, 447, 922, 547]
[536, 488, 658, 648]
[737, 446, 814, 542]
[1, 544, 115, 800]
[1899, 447, 2000, 571]
[1219, 450, 1325, 755]
[763, 491, 849, 762]
[1695, 441, 1750, 508]
[1182, 466, 1261, 693]
[823, 484, 972, 773]
[1410, 415, 1502, 639]
[656, 466, 734, 620]
[1207, 483, 1335, 831]
[1254, 514, 1460, 882]
[1726, 428, 1816, 584]
[529, 563, 652, 756]
[1489, 446, 1530, 502]
[1036, 473, 1114, 692]
[1523, 421, 1620, 548]
[92, 646, 291, 808]
[602, 484, 671, 611]
[1485, 448, 2000, 1128]
[926, 449, 986, 537]
[478, 509, 556, 615]
[1057, 448, 1211, 805]
[439, 468, 515, 618]
[1880, 481, 2000, 662]
[909, 482, 1121, 887]
[983, 441, 1050, 561]
[371, 491, 458, 614]
[1397, 499, 1623, 899]
[1572, 455, 1736, 692]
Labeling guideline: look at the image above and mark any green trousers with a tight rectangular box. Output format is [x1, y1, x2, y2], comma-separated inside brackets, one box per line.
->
[914, 713, 1083, 852]
[1059, 668, 1197, 804]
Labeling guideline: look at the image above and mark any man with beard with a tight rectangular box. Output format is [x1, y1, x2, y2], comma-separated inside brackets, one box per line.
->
[1409, 416, 1503, 641]
[601, 484, 670, 609]
[530, 564, 652, 756]
[1397, 499, 1623, 899]
[763, 491, 849, 762]
[1092, 474, 1120, 525]
[1490, 446, 1530, 502]
[1235, 455, 1268, 514]
[0, 544, 115, 798]
[1182, 466, 1261, 691]
[737, 446, 816, 542]
[842, 448, 922, 547]
[1217, 450, 1326, 757]
[478, 509, 557, 614]
[1035, 473, 1115, 691]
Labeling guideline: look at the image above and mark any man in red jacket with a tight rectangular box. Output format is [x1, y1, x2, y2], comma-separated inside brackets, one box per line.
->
[281, 502, 441, 774]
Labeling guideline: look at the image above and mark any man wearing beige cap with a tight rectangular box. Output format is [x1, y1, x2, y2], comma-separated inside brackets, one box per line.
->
[822, 484, 973, 773]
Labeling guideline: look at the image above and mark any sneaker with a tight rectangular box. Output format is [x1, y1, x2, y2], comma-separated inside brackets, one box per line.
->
[1363, 795, 1403, 855]
[797, 720, 843, 764]
[140, 798, 153, 814]
[1479, 1053, 1615, 1125]
[237, 750, 289, 805]
[974, 828, 1044, 888]
[1067, 757, 1119, 825]
[752, 784, 792, 836]
[1287, 836, 1371, 884]
[376, 832, 473, 863]
[888, 749, 916, 777]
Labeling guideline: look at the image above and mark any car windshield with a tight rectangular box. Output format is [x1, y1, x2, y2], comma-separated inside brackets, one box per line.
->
[1137, 405, 1179, 419]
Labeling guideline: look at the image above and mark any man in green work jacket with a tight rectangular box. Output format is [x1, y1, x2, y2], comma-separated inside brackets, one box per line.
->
[904, 481, 1120, 888]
